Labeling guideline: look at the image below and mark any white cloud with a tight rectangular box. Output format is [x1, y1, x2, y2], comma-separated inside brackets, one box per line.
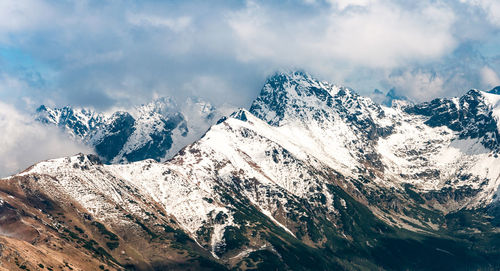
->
[461, 0, 500, 27]
[328, 0, 375, 10]
[480, 66, 500, 88]
[0, 73, 46, 109]
[0, 0, 497, 109]
[386, 70, 445, 101]
[0, 0, 53, 41]
[228, 0, 457, 73]
[182, 75, 234, 101]
[324, 3, 456, 68]
[128, 14, 192, 32]
[0, 101, 92, 177]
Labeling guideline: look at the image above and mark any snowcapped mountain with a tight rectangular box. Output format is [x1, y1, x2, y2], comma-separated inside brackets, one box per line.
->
[3, 71, 500, 270]
[35, 97, 228, 163]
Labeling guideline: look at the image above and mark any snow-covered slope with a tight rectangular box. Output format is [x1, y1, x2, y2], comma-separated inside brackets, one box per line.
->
[249, 71, 394, 176]
[249, 71, 500, 209]
[5, 71, 500, 270]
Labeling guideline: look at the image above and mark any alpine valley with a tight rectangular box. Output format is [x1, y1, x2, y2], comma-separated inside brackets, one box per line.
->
[1, 71, 500, 270]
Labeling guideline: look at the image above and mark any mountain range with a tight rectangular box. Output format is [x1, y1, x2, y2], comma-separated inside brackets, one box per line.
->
[35, 97, 229, 164]
[1, 71, 500, 270]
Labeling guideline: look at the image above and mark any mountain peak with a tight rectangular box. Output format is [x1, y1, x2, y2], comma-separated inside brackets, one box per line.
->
[35, 104, 48, 112]
[230, 108, 250, 122]
[465, 88, 482, 97]
[249, 70, 342, 125]
[34, 104, 103, 139]
[371, 88, 410, 107]
[270, 69, 310, 80]
[109, 110, 133, 120]
[264, 70, 336, 96]
[488, 86, 500, 95]
[138, 96, 178, 116]
[383, 88, 409, 107]
[406, 89, 500, 151]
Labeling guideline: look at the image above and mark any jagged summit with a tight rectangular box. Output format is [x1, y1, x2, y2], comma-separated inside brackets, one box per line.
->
[229, 108, 250, 122]
[254, 70, 342, 99]
[249, 70, 361, 126]
[406, 89, 500, 151]
[35, 104, 104, 139]
[249, 71, 391, 146]
[137, 96, 179, 116]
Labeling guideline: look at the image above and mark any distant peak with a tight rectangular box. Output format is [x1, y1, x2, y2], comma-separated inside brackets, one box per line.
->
[230, 108, 250, 122]
[386, 88, 397, 98]
[466, 89, 481, 95]
[462, 89, 485, 102]
[138, 96, 178, 116]
[261, 70, 340, 96]
[110, 110, 133, 120]
[250, 70, 354, 126]
[35, 104, 99, 115]
[36, 104, 48, 112]
[382, 88, 408, 107]
[488, 86, 500, 95]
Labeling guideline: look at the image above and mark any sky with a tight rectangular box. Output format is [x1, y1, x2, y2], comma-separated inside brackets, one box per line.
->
[0, 0, 500, 175]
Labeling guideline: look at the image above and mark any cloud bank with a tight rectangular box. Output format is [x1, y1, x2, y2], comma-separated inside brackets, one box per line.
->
[229, 0, 456, 68]
[0, 101, 92, 177]
[0, 0, 498, 110]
